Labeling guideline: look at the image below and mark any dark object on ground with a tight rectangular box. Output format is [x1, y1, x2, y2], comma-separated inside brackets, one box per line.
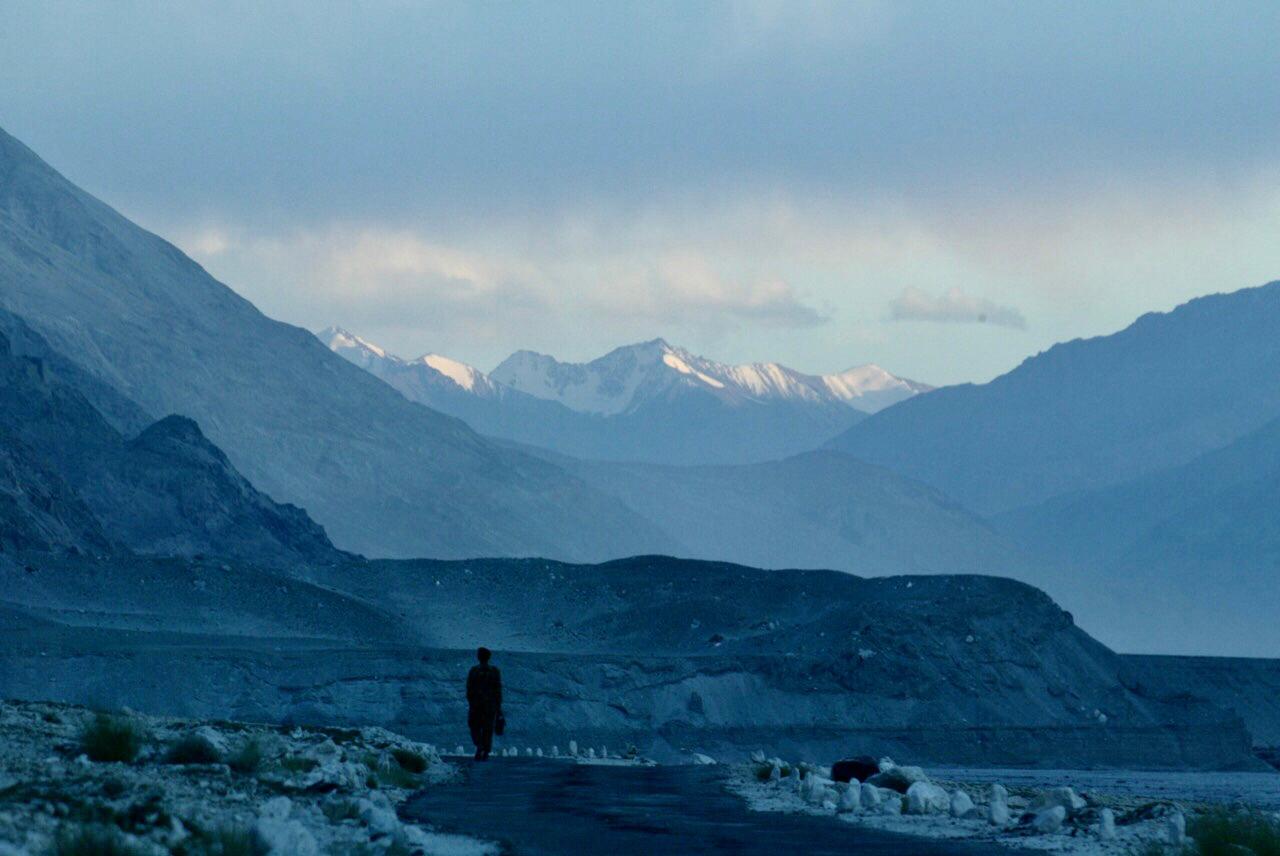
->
[164, 733, 222, 765]
[832, 756, 880, 783]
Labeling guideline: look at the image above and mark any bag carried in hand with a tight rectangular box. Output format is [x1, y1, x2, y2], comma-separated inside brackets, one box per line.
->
[495, 711, 506, 737]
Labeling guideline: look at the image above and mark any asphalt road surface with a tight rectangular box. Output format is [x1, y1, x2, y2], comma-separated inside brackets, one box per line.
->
[402, 758, 1025, 854]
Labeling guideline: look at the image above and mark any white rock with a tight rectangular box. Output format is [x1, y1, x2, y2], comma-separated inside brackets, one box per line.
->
[839, 785, 861, 812]
[822, 798, 838, 812]
[881, 795, 904, 815]
[536, 748, 544, 757]
[600, 746, 607, 759]
[691, 753, 717, 765]
[255, 819, 318, 856]
[587, 748, 596, 759]
[990, 783, 1010, 826]
[193, 725, 229, 755]
[906, 782, 950, 815]
[867, 764, 930, 792]
[258, 796, 293, 822]
[750, 750, 766, 763]
[1033, 786, 1087, 817]
[1098, 808, 1116, 840]
[1032, 805, 1067, 834]
[1167, 811, 1186, 846]
[768, 764, 782, 782]
[360, 803, 400, 836]
[455, 745, 465, 755]
[552, 745, 559, 756]
[950, 789, 975, 818]
[569, 740, 578, 756]
[860, 783, 881, 809]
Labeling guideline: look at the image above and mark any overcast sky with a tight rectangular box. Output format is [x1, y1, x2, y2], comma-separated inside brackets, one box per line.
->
[4, 1, 1280, 383]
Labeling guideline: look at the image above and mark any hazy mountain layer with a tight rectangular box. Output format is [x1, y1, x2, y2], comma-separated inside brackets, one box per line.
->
[829, 282, 1280, 514]
[998, 416, 1280, 655]
[323, 329, 930, 464]
[545, 450, 1029, 577]
[0, 126, 667, 561]
[0, 329, 337, 567]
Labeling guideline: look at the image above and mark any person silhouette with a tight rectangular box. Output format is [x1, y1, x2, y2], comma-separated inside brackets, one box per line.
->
[466, 646, 503, 760]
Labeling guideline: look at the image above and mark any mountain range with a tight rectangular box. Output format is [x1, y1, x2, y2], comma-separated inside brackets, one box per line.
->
[5, 122, 1280, 655]
[829, 281, 1280, 654]
[0, 126, 667, 561]
[323, 328, 928, 465]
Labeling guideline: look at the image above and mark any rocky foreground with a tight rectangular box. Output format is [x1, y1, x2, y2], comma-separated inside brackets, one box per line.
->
[0, 700, 494, 855]
[730, 753, 1280, 854]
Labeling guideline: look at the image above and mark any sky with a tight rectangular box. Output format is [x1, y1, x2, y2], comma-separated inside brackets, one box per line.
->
[3, 1, 1280, 384]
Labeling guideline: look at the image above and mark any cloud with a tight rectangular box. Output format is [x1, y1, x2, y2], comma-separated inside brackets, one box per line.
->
[888, 287, 1027, 329]
[590, 255, 828, 328]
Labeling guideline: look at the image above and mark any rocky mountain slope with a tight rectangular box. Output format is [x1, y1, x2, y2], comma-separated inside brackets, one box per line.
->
[0, 553, 1257, 769]
[0, 328, 337, 567]
[829, 282, 1280, 515]
[0, 432, 110, 556]
[0, 126, 667, 560]
[324, 329, 928, 465]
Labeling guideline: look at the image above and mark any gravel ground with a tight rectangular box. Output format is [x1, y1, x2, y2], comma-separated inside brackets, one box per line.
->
[0, 700, 496, 855]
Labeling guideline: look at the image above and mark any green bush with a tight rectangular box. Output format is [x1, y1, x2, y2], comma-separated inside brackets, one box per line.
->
[1188, 807, 1280, 856]
[361, 752, 420, 788]
[279, 755, 318, 774]
[228, 739, 263, 775]
[51, 824, 147, 856]
[391, 747, 428, 774]
[177, 825, 269, 856]
[79, 714, 145, 763]
[165, 735, 222, 765]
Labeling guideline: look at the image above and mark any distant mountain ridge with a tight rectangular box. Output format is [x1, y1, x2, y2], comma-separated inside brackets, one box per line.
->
[489, 338, 929, 415]
[0, 125, 669, 561]
[829, 281, 1280, 515]
[322, 327, 928, 465]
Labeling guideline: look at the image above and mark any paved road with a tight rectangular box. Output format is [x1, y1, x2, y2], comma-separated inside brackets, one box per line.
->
[402, 758, 1021, 855]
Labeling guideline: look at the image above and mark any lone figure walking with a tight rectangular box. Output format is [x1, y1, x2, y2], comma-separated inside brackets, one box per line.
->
[467, 646, 503, 760]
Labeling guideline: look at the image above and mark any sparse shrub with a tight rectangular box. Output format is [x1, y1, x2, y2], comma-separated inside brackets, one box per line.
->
[177, 825, 269, 856]
[322, 797, 362, 823]
[279, 755, 318, 774]
[361, 752, 419, 788]
[165, 734, 222, 765]
[1188, 807, 1280, 856]
[227, 739, 263, 775]
[391, 747, 428, 774]
[79, 713, 145, 763]
[51, 823, 147, 856]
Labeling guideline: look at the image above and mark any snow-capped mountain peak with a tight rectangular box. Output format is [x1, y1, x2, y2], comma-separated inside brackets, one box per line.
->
[321, 328, 929, 420]
[419, 353, 486, 392]
[320, 326, 396, 368]
[491, 339, 928, 415]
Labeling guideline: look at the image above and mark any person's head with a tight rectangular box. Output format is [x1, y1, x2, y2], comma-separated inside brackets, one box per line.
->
[477, 646, 492, 664]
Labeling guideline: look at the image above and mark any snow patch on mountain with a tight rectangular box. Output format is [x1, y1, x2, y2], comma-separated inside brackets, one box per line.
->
[489, 338, 928, 415]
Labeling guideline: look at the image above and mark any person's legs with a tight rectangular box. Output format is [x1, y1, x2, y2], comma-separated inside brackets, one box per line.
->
[478, 706, 496, 759]
[468, 707, 484, 760]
